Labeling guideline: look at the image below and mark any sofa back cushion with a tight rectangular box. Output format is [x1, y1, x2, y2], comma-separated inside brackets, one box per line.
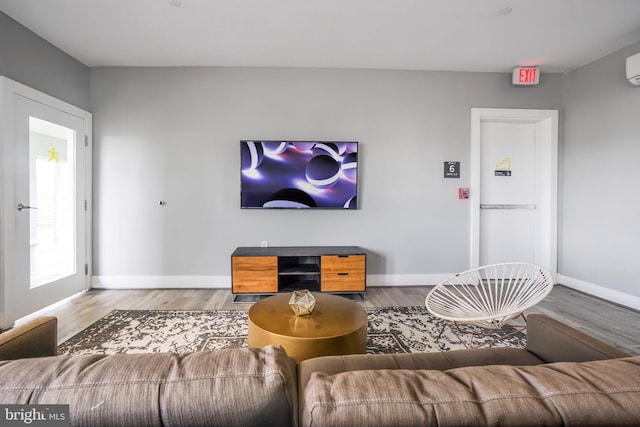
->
[298, 347, 543, 421]
[0, 345, 297, 427]
[302, 355, 640, 426]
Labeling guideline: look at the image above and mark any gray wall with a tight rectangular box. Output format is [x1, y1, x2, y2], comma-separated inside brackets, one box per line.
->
[560, 41, 640, 299]
[3, 8, 639, 304]
[90, 67, 562, 283]
[0, 12, 90, 110]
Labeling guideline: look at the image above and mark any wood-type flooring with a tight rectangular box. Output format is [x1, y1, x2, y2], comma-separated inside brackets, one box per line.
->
[29, 285, 640, 355]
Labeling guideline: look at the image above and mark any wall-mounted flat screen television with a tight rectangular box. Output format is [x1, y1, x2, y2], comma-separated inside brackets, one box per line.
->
[241, 141, 358, 209]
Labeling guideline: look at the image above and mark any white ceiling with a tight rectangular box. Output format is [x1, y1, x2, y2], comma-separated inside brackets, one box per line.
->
[2, 0, 640, 73]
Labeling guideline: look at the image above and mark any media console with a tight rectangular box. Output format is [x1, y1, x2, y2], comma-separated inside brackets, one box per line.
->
[231, 246, 366, 302]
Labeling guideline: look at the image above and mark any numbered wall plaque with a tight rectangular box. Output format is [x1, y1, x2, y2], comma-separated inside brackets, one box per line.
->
[444, 161, 460, 178]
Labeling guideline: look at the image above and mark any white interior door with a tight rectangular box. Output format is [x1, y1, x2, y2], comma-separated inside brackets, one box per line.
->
[1, 77, 92, 329]
[470, 108, 558, 277]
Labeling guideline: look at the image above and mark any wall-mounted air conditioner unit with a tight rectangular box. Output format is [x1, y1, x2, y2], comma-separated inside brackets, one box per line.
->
[626, 52, 640, 86]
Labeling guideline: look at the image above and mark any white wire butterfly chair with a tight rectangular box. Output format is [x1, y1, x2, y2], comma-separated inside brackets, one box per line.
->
[425, 263, 553, 349]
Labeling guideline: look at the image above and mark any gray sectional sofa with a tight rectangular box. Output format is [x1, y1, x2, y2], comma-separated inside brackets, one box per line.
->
[0, 314, 638, 426]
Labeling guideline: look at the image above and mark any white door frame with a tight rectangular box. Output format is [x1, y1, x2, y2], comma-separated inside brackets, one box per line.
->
[470, 108, 558, 279]
[0, 77, 92, 328]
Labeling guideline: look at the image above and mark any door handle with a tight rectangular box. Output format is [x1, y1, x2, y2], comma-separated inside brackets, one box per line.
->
[17, 203, 38, 211]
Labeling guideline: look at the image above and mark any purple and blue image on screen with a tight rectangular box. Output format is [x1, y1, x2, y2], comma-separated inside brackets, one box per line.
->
[241, 141, 358, 209]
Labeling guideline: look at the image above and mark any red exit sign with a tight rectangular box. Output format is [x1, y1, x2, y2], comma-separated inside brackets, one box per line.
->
[512, 67, 540, 85]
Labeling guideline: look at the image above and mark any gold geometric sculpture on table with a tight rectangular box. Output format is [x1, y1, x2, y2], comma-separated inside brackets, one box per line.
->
[289, 289, 316, 316]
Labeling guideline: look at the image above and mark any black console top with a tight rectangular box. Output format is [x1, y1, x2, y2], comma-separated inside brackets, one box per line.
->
[232, 246, 365, 257]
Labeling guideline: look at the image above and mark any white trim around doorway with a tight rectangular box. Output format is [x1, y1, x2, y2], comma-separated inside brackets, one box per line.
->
[470, 108, 558, 280]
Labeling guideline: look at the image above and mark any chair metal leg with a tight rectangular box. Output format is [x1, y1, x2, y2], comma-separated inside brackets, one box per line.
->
[434, 323, 447, 342]
[442, 314, 528, 349]
[434, 322, 470, 349]
[467, 325, 527, 349]
[447, 322, 474, 349]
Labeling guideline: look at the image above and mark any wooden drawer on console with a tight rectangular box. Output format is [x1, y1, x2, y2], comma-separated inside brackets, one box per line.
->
[232, 256, 278, 294]
[321, 255, 365, 274]
[321, 255, 365, 292]
[321, 272, 365, 292]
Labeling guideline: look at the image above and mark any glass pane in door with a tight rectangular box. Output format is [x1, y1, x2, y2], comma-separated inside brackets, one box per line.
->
[29, 117, 76, 288]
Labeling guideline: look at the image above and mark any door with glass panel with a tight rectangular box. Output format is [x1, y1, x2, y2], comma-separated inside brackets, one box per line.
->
[1, 78, 91, 329]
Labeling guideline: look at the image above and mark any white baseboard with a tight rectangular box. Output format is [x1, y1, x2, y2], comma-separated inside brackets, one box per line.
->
[557, 274, 640, 311]
[92, 275, 230, 289]
[91, 274, 450, 290]
[366, 274, 449, 287]
[92, 274, 640, 311]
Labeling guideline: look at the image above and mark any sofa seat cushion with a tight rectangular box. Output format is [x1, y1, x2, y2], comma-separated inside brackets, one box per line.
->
[0, 345, 297, 427]
[302, 355, 640, 426]
[526, 314, 630, 362]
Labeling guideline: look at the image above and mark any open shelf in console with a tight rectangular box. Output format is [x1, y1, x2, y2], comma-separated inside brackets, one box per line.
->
[278, 256, 320, 292]
[278, 256, 320, 275]
[278, 278, 321, 293]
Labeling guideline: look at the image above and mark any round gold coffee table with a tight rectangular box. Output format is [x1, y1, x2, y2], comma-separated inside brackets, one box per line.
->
[248, 293, 367, 362]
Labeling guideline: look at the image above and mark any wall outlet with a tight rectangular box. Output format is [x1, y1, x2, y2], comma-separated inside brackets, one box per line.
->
[260, 240, 268, 247]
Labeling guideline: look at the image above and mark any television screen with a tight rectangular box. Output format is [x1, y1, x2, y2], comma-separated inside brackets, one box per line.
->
[241, 141, 358, 209]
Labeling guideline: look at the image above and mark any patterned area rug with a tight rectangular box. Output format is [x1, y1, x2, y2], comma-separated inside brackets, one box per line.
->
[58, 307, 526, 355]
